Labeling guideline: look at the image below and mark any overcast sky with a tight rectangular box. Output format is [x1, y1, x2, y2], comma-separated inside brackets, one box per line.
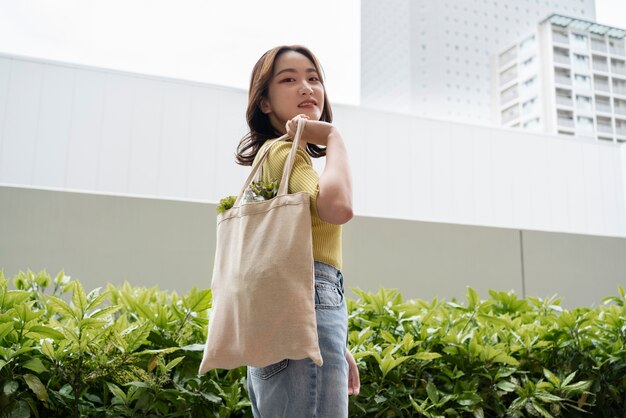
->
[0, 0, 624, 105]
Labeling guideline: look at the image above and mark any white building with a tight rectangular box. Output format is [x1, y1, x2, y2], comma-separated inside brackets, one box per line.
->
[496, 14, 626, 143]
[360, 0, 596, 124]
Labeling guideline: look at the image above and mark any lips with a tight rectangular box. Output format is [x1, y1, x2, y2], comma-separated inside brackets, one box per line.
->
[298, 100, 317, 108]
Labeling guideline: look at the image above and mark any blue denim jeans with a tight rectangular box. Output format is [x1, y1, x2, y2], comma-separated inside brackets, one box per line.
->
[246, 261, 349, 418]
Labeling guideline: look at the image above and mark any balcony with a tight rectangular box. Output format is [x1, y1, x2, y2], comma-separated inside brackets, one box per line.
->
[616, 126, 626, 136]
[593, 62, 609, 72]
[500, 69, 517, 86]
[615, 107, 626, 116]
[556, 95, 572, 107]
[597, 123, 613, 134]
[557, 117, 574, 128]
[596, 102, 612, 113]
[591, 41, 607, 53]
[612, 65, 626, 76]
[610, 46, 625, 56]
[499, 47, 517, 68]
[552, 32, 569, 44]
[554, 54, 570, 65]
[500, 88, 519, 104]
[614, 87, 626, 96]
[555, 75, 571, 85]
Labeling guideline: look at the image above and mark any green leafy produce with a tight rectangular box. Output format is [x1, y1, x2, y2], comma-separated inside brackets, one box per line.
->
[216, 195, 236, 215]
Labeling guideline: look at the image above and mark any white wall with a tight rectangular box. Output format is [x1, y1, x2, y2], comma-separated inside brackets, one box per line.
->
[1, 52, 625, 238]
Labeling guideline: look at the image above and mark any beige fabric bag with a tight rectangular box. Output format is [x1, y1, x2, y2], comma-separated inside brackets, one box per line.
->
[199, 119, 322, 373]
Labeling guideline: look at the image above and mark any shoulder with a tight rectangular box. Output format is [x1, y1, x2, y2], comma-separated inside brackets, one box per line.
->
[268, 140, 312, 165]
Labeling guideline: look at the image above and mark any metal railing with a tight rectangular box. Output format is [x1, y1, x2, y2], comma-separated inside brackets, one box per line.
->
[553, 32, 569, 44]
[595, 102, 612, 113]
[554, 54, 570, 65]
[595, 82, 610, 92]
[557, 117, 575, 127]
[591, 40, 607, 52]
[555, 75, 571, 85]
[556, 96, 572, 106]
[597, 123, 613, 133]
[593, 62, 609, 72]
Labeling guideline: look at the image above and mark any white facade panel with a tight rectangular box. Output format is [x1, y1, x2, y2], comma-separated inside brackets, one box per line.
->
[408, 118, 435, 220]
[66, 70, 105, 190]
[98, 74, 134, 193]
[33, 65, 74, 188]
[157, 83, 192, 199]
[0, 58, 12, 172]
[187, 88, 219, 201]
[0, 60, 44, 184]
[0, 53, 625, 238]
[128, 78, 163, 196]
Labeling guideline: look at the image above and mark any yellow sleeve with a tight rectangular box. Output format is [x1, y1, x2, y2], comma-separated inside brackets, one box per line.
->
[262, 140, 320, 211]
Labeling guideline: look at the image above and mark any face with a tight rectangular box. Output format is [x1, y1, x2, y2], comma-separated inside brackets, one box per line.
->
[259, 51, 325, 134]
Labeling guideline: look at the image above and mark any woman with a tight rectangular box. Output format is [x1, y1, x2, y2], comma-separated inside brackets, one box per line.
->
[236, 45, 360, 417]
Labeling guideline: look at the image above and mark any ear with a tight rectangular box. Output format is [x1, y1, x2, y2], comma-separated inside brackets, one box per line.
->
[259, 97, 272, 114]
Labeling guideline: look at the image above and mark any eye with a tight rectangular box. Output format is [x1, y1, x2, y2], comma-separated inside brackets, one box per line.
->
[280, 77, 295, 83]
[309, 76, 320, 82]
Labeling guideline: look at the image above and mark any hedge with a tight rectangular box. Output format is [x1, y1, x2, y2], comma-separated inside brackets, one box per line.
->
[0, 270, 625, 417]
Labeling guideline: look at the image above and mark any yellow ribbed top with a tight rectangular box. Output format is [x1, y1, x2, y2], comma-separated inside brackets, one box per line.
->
[254, 139, 342, 270]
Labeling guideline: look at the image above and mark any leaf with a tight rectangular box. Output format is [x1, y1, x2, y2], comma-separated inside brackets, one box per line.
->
[414, 352, 442, 361]
[72, 281, 88, 315]
[23, 357, 48, 374]
[3, 380, 18, 396]
[467, 287, 480, 308]
[0, 321, 14, 340]
[23, 373, 49, 401]
[165, 356, 185, 371]
[89, 305, 121, 319]
[26, 325, 65, 341]
[426, 381, 439, 403]
[123, 322, 151, 352]
[180, 343, 205, 351]
[107, 382, 127, 401]
[183, 289, 212, 312]
[496, 380, 516, 392]
[41, 340, 56, 360]
[85, 287, 108, 311]
[9, 400, 31, 418]
[47, 296, 76, 318]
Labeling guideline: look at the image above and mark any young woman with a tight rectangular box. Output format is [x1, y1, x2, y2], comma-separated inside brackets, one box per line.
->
[236, 45, 360, 417]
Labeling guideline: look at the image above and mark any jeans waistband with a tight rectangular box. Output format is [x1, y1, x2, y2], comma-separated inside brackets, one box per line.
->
[314, 260, 344, 290]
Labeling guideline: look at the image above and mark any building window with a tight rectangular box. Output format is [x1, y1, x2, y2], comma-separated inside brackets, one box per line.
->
[576, 116, 594, 132]
[522, 97, 537, 114]
[521, 76, 537, 95]
[520, 35, 536, 54]
[575, 95, 592, 111]
[523, 117, 540, 130]
[571, 33, 588, 49]
[573, 54, 589, 69]
[574, 74, 591, 89]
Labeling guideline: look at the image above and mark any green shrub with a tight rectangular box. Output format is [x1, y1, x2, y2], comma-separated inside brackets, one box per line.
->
[1, 269, 625, 417]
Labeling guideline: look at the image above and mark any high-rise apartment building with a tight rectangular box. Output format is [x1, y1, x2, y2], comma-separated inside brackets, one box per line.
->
[495, 14, 626, 143]
[361, 0, 596, 124]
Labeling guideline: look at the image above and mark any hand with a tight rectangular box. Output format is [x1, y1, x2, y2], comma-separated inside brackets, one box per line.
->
[285, 114, 334, 147]
[345, 347, 360, 396]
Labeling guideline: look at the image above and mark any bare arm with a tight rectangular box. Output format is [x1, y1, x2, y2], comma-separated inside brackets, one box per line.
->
[286, 116, 353, 224]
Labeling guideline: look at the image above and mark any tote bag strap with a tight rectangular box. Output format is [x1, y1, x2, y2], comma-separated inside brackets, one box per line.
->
[234, 118, 306, 207]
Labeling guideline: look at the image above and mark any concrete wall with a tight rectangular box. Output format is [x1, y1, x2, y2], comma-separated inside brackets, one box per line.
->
[2, 185, 624, 307]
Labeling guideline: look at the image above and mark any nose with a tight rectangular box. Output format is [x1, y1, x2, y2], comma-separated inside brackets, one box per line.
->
[299, 82, 313, 95]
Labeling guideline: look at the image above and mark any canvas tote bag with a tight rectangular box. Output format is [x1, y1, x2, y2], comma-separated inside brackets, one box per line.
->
[199, 119, 323, 373]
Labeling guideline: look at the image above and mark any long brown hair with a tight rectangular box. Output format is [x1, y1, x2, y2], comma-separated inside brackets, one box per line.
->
[235, 45, 333, 166]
